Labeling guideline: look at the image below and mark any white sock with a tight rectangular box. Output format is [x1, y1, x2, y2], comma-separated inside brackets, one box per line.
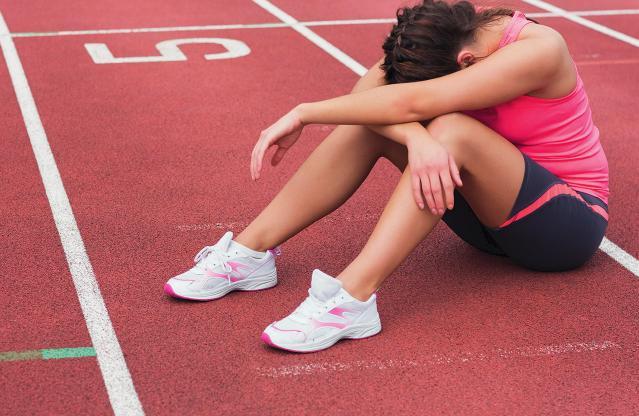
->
[230, 239, 267, 259]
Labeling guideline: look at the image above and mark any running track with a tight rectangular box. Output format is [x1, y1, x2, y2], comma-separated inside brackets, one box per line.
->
[0, 0, 638, 414]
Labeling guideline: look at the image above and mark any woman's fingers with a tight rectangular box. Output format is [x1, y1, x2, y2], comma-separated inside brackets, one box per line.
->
[428, 172, 445, 215]
[271, 146, 287, 166]
[254, 132, 273, 179]
[411, 173, 425, 209]
[439, 170, 455, 210]
[420, 173, 436, 214]
[250, 142, 258, 180]
[449, 154, 463, 187]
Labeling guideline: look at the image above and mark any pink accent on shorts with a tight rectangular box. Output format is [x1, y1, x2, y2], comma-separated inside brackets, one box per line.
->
[499, 183, 609, 228]
[465, 11, 609, 204]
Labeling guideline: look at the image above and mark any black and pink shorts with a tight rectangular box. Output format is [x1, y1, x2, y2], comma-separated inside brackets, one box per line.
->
[442, 154, 608, 272]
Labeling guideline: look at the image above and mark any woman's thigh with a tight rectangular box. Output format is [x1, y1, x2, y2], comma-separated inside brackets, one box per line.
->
[426, 113, 526, 227]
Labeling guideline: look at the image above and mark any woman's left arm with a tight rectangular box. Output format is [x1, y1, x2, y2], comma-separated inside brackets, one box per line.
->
[297, 36, 564, 125]
[252, 35, 564, 178]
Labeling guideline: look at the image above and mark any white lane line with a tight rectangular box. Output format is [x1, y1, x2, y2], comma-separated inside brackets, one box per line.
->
[10, 22, 288, 38]
[523, 0, 639, 47]
[254, 0, 639, 278]
[258, 340, 621, 377]
[303, 9, 639, 25]
[0, 11, 144, 416]
[600, 238, 639, 277]
[5, 9, 639, 38]
[251, 0, 367, 75]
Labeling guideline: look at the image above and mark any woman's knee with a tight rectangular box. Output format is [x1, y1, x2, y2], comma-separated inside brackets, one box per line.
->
[426, 113, 477, 148]
[425, 113, 487, 166]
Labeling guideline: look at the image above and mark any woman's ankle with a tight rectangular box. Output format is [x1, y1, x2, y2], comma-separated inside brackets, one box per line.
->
[339, 277, 377, 302]
[234, 231, 270, 253]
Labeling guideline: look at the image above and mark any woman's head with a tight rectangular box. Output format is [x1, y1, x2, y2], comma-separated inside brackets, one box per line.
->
[381, 0, 513, 83]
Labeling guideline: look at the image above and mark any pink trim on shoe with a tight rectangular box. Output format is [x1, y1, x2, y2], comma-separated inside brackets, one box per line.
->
[271, 323, 305, 334]
[163, 283, 209, 301]
[260, 332, 313, 354]
[327, 307, 351, 318]
[311, 319, 346, 330]
[205, 268, 242, 283]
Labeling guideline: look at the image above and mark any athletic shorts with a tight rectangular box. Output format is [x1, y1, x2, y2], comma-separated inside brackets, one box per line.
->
[442, 153, 609, 272]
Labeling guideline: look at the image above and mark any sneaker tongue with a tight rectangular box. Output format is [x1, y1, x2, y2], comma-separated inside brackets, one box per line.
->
[310, 269, 342, 302]
[214, 231, 234, 252]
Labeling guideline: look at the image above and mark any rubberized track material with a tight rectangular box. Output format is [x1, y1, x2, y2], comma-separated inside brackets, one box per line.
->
[0, 0, 638, 414]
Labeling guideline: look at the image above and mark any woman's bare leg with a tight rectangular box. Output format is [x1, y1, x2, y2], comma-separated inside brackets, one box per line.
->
[235, 124, 407, 251]
[337, 113, 525, 300]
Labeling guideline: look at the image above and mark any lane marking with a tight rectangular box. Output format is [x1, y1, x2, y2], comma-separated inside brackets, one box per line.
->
[251, 0, 367, 75]
[8, 9, 639, 39]
[10, 22, 289, 38]
[0, 347, 96, 362]
[522, 0, 639, 47]
[85, 37, 250, 64]
[253, 1, 639, 278]
[258, 340, 621, 377]
[0, 11, 144, 416]
[600, 238, 639, 277]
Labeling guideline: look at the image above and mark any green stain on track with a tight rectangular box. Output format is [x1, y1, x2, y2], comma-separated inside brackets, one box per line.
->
[42, 347, 96, 360]
[0, 347, 95, 362]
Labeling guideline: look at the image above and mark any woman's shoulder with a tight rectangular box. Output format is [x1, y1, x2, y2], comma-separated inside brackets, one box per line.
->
[518, 22, 577, 99]
[519, 21, 568, 56]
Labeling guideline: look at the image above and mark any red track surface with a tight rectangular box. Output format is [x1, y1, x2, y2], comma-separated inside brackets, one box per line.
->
[1, 0, 638, 415]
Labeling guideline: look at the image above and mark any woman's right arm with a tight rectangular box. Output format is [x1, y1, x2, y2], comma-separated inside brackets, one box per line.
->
[350, 60, 462, 214]
[350, 58, 425, 147]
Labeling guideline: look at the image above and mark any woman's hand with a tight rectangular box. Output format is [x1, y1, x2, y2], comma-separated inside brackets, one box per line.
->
[406, 132, 463, 215]
[251, 107, 305, 180]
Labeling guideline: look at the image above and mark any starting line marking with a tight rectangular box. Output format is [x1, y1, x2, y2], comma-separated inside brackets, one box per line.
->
[257, 340, 621, 377]
[0, 347, 96, 362]
[0, 10, 144, 416]
[85, 37, 251, 64]
[6, 9, 639, 38]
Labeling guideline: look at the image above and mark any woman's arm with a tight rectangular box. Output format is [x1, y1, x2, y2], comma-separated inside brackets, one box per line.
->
[297, 36, 564, 126]
[350, 58, 427, 147]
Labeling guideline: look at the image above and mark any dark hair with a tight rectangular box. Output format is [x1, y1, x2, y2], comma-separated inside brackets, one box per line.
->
[381, 0, 513, 83]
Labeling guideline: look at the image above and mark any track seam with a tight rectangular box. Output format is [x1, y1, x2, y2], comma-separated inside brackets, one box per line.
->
[252, 0, 639, 279]
[0, 11, 144, 416]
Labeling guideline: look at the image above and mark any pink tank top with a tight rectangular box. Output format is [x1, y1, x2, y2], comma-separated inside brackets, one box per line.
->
[465, 11, 609, 204]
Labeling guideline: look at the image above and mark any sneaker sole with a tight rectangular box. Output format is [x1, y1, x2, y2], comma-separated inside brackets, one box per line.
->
[261, 320, 382, 353]
[164, 272, 277, 301]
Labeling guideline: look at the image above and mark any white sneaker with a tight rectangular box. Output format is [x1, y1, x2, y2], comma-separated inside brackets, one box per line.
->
[261, 269, 381, 352]
[164, 232, 279, 301]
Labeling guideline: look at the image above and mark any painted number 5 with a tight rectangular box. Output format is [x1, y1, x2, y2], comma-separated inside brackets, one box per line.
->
[85, 37, 251, 64]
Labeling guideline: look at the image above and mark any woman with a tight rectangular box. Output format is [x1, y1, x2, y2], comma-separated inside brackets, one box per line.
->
[165, 0, 609, 353]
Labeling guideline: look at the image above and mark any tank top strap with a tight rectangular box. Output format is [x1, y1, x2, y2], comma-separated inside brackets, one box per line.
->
[499, 11, 532, 48]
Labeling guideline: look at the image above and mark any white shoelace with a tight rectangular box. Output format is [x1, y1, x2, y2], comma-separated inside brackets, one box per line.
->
[290, 290, 331, 324]
[193, 245, 234, 285]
